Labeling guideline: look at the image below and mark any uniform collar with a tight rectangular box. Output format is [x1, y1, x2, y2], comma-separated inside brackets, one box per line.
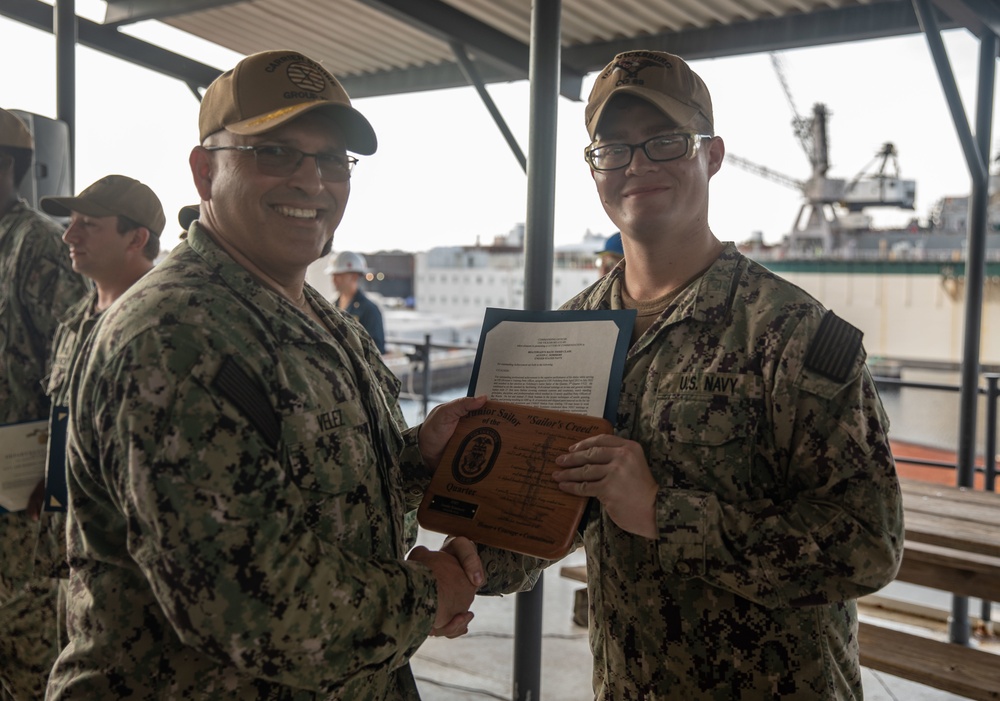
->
[184, 222, 341, 347]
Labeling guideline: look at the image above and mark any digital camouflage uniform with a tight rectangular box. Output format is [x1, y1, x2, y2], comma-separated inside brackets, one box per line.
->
[480, 243, 904, 700]
[0, 199, 87, 700]
[48, 224, 437, 700]
[33, 290, 103, 676]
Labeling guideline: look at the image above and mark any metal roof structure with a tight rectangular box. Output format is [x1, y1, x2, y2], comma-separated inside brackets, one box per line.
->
[3, 0, 995, 98]
[2, 2, 998, 699]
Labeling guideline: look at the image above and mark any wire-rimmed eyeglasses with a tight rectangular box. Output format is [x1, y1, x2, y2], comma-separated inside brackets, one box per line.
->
[584, 133, 712, 171]
[203, 145, 358, 182]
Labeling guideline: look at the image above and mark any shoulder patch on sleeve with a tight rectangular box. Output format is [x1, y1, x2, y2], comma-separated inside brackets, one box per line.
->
[803, 311, 863, 384]
[212, 356, 281, 450]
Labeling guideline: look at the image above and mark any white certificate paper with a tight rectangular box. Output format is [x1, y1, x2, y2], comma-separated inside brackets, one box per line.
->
[468, 308, 636, 422]
[0, 419, 48, 513]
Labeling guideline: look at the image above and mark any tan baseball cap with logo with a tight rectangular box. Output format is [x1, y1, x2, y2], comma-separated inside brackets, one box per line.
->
[0, 108, 33, 151]
[40, 174, 166, 236]
[199, 50, 377, 155]
[585, 50, 714, 141]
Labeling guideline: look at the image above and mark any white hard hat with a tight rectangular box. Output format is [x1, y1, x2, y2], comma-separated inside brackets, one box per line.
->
[324, 251, 369, 275]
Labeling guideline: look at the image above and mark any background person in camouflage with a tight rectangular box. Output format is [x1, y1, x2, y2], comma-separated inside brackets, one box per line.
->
[0, 108, 88, 701]
[47, 50, 484, 700]
[481, 51, 904, 699]
[25, 174, 164, 658]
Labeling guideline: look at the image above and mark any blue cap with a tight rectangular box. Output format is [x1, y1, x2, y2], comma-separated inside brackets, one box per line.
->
[598, 232, 623, 256]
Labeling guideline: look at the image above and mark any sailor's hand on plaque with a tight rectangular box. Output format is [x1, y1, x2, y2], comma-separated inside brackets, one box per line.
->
[418, 395, 488, 471]
[408, 539, 480, 638]
[553, 434, 658, 539]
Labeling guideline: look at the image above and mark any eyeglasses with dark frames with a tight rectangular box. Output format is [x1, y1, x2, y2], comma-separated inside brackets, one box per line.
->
[584, 133, 713, 171]
[203, 144, 358, 182]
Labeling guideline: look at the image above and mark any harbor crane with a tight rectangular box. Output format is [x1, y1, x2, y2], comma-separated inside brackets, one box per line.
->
[726, 53, 916, 253]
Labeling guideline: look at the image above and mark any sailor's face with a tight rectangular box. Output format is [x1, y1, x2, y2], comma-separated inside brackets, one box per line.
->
[591, 96, 721, 243]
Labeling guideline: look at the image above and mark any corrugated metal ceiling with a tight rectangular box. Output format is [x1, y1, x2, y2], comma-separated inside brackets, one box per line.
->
[3, 0, 992, 98]
[154, 0, 937, 97]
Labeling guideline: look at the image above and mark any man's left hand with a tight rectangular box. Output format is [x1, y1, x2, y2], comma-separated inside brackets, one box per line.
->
[553, 434, 658, 539]
[418, 395, 488, 470]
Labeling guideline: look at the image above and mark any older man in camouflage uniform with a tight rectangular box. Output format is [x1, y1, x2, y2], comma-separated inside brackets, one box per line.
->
[0, 108, 88, 700]
[483, 51, 904, 700]
[47, 51, 483, 700]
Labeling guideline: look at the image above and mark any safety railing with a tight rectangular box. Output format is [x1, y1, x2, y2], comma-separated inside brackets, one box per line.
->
[384, 334, 477, 419]
[873, 373, 999, 492]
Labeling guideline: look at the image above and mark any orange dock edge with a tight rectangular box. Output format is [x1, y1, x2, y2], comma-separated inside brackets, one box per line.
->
[890, 439, 992, 489]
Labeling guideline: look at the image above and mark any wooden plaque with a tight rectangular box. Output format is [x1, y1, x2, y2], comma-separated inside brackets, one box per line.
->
[417, 400, 612, 559]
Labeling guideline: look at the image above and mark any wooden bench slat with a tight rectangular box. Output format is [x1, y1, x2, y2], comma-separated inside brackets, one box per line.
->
[897, 541, 1000, 600]
[902, 491, 1000, 529]
[858, 622, 1000, 701]
[904, 510, 1000, 558]
[559, 565, 587, 583]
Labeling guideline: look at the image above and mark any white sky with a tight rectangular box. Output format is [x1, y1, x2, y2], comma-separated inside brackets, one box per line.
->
[2, 3, 997, 256]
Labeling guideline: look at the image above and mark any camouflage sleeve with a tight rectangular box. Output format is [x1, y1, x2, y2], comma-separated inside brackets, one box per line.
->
[653, 317, 904, 608]
[19, 228, 88, 366]
[474, 545, 547, 596]
[81, 323, 438, 690]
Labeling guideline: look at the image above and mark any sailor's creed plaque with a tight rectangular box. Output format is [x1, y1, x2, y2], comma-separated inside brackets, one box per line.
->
[417, 400, 612, 559]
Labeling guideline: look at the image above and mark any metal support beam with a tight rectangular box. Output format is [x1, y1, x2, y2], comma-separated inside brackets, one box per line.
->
[103, 0, 242, 27]
[931, 0, 1000, 39]
[2, 0, 221, 89]
[563, 1, 960, 69]
[54, 0, 76, 192]
[358, 0, 582, 100]
[514, 1, 562, 699]
[912, 0, 997, 646]
[450, 42, 526, 174]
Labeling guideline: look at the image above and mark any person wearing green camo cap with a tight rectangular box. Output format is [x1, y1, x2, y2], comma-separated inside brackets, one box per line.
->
[47, 51, 485, 700]
[0, 107, 88, 701]
[476, 50, 904, 700]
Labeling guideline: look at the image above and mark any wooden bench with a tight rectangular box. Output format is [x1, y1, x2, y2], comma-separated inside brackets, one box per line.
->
[859, 622, 1000, 700]
[857, 479, 1000, 698]
[559, 564, 588, 627]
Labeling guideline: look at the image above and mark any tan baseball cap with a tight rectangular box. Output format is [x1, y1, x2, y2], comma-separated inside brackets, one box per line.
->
[0, 108, 33, 151]
[40, 174, 166, 236]
[585, 50, 713, 141]
[199, 50, 377, 155]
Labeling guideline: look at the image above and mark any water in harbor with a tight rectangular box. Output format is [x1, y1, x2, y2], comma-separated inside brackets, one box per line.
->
[876, 368, 993, 455]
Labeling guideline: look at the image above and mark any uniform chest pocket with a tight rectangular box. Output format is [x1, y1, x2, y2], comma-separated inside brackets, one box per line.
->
[46, 349, 73, 398]
[283, 409, 380, 553]
[651, 395, 758, 499]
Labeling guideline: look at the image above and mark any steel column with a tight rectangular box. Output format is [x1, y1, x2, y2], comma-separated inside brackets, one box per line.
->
[54, 0, 76, 191]
[911, 0, 996, 646]
[514, 2, 561, 698]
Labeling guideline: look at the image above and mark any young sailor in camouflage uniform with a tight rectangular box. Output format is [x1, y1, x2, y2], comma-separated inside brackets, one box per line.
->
[0, 108, 88, 701]
[47, 50, 484, 700]
[482, 51, 904, 700]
